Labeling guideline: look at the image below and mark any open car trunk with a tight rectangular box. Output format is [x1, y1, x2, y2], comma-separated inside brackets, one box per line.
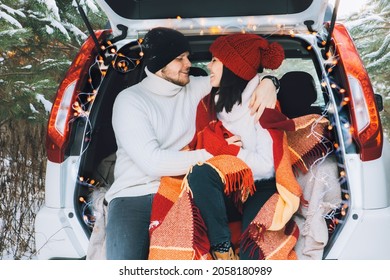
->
[65, 0, 354, 261]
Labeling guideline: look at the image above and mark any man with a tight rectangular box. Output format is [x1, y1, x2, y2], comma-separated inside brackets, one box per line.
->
[104, 27, 278, 259]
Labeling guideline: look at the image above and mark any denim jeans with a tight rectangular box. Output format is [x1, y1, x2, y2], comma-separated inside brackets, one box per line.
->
[105, 194, 154, 260]
[187, 164, 276, 260]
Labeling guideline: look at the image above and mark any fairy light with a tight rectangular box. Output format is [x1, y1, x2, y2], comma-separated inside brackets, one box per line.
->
[71, 38, 144, 121]
[340, 203, 348, 216]
[209, 26, 221, 34]
[300, 34, 353, 238]
[314, 47, 352, 233]
[87, 95, 95, 102]
[78, 176, 99, 188]
[78, 194, 95, 227]
[71, 38, 144, 228]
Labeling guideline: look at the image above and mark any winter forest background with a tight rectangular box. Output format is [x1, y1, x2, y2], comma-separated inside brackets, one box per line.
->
[0, 0, 389, 259]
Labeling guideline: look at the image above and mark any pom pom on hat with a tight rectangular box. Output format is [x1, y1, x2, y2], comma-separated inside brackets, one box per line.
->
[262, 42, 285, 70]
[209, 34, 284, 80]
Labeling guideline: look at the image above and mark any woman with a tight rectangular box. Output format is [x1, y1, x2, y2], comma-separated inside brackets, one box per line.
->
[187, 33, 288, 260]
[148, 33, 305, 261]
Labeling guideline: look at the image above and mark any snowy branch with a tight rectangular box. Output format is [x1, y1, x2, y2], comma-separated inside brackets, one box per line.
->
[363, 34, 390, 60]
[367, 51, 390, 69]
[0, 10, 22, 28]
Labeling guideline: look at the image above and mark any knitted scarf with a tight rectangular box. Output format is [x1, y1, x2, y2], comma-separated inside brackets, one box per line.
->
[148, 95, 331, 260]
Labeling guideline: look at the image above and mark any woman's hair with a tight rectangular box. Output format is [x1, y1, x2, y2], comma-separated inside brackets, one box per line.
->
[210, 66, 249, 114]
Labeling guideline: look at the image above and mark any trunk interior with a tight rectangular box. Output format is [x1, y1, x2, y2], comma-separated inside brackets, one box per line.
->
[69, 30, 351, 259]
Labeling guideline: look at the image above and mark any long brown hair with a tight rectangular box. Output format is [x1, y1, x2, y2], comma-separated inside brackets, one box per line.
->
[209, 66, 249, 115]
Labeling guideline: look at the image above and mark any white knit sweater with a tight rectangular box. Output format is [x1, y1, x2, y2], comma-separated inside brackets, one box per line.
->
[217, 76, 275, 180]
[105, 68, 212, 203]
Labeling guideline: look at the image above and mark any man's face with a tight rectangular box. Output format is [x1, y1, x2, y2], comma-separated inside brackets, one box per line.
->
[155, 51, 191, 86]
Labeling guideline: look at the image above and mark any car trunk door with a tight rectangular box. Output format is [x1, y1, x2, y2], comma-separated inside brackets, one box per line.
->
[94, 0, 331, 38]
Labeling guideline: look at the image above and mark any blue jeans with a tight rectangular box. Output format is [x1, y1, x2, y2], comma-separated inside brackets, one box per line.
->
[187, 164, 276, 260]
[105, 194, 154, 260]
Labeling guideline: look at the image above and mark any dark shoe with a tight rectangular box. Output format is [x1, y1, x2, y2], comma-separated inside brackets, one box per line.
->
[211, 246, 239, 260]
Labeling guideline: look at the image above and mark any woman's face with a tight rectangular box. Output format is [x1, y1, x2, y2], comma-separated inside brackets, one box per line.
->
[207, 57, 223, 87]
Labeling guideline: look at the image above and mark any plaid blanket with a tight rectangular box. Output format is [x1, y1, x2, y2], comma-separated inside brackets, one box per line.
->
[148, 97, 331, 260]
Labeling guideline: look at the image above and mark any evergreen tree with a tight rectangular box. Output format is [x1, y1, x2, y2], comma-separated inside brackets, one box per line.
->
[344, 0, 390, 135]
[0, 0, 107, 126]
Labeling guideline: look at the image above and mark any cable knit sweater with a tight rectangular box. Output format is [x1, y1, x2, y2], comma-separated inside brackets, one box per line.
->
[105, 68, 212, 203]
[217, 75, 275, 180]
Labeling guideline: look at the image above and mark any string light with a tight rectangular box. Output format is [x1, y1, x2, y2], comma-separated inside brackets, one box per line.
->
[70, 38, 144, 227]
[77, 175, 100, 227]
[309, 34, 354, 236]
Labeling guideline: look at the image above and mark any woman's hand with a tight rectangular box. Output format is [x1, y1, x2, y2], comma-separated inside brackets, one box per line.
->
[249, 78, 277, 122]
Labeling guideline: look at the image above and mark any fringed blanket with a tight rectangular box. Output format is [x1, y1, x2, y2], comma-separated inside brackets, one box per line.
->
[149, 97, 331, 260]
[148, 157, 255, 260]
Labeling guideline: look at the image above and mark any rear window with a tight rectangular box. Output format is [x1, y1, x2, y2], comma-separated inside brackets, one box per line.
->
[193, 57, 325, 108]
[104, 0, 314, 19]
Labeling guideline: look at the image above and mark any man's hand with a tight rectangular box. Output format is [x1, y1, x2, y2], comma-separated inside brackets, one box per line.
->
[249, 77, 277, 122]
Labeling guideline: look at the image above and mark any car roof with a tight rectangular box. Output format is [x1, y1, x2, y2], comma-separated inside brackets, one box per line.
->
[95, 0, 330, 38]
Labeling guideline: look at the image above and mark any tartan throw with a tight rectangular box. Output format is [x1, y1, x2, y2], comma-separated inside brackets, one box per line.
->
[148, 95, 331, 260]
[148, 158, 255, 260]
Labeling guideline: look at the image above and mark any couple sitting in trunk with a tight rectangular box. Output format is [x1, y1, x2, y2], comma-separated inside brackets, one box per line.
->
[96, 27, 332, 260]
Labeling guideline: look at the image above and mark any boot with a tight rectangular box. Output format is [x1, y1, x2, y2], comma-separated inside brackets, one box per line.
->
[211, 246, 239, 260]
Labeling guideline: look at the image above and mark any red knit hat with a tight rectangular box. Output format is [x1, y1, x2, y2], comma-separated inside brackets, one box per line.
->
[209, 34, 284, 80]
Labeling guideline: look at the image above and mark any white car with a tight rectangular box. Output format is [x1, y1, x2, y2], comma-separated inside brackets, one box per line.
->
[35, 0, 390, 259]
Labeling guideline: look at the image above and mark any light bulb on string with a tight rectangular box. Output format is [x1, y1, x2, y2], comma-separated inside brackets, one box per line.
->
[68, 38, 145, 228]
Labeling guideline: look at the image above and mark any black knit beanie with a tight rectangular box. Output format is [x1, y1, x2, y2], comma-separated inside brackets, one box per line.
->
[143, 27, 191, 73]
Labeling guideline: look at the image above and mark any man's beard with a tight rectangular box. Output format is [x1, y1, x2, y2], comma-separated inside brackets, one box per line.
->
[161, 70, 189, 86]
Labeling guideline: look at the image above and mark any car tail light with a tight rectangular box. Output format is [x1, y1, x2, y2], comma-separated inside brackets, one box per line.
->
[332, 23, 383, 161]
[46, 30, 109, 163]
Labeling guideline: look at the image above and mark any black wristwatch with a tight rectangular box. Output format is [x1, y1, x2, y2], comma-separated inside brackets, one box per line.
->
[262, 75, 280, 91]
